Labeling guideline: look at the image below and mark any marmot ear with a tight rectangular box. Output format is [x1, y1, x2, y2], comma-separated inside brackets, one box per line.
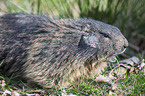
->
[78, 35, 99, 49]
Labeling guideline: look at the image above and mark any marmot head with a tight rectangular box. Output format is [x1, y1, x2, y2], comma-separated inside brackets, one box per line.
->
[55, 18, 128, 61]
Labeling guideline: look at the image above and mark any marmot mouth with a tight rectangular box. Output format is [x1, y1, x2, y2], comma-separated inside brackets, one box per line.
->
[108, 48, 126, 62]
[114, 48, 127, 55]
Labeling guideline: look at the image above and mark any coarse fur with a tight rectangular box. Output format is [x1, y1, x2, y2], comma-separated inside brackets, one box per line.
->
[0, 13, 128, 88]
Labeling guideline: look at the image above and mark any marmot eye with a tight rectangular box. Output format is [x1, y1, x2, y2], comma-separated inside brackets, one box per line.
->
[99, 32, 110, 38]
[103, 34, 108, 37]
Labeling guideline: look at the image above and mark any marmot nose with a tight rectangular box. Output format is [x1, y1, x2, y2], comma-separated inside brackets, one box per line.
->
[124, 45, 127, 48]
[124, 39, 128, 48]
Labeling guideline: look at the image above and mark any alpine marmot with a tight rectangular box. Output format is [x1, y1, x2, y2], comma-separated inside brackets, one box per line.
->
[0, 13, 128, 88]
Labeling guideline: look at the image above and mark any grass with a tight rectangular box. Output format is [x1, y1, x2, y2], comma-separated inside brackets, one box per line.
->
[0, 0, 145, 95]
[0, 65, 144, 95]
[116, 71, 145, 95]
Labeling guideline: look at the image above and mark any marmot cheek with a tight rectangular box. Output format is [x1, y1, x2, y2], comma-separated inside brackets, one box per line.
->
[103, 38, 110, 42]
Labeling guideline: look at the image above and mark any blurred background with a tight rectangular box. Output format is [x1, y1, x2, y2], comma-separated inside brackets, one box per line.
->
[0, 0, 144, 59]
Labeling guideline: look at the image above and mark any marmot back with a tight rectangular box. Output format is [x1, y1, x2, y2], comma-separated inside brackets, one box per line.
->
[0, 13, 128, 88]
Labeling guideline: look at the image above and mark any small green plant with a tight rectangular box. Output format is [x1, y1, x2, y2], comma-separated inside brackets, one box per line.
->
[118, 71, 145, 95]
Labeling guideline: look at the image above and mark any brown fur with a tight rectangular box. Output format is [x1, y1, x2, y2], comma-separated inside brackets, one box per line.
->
[0, 13, 128, 88]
